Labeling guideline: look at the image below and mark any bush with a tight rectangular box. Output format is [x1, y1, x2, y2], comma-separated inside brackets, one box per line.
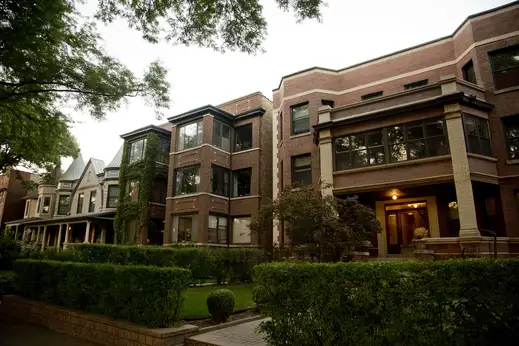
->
[68, 244, 266, 282]
[0, 235, 21, 270]
[206, 289, 235, 323]
[0, 271, 15, 294]
[251, 285, 268, 310]
[253, 260, 519, 346]
[14, 259, 191, 327]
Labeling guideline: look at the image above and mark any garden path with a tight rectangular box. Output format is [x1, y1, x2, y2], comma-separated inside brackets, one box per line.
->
[188, 318, 268, 346]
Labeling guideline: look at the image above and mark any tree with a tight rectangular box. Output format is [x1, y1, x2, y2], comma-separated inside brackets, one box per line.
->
[1, 0, 324, 173]
[250, 184, 381, 262]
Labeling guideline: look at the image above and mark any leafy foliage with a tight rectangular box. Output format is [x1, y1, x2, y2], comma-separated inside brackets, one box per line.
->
[96, 0, 326, 54]
[0, 234, 20, 270]
[253, 260, 519, 346]
[206, 289, 236, 323]
[14, 259, 191, 327]
[66, 243, 266, 283]
[250, 184, 381, 261]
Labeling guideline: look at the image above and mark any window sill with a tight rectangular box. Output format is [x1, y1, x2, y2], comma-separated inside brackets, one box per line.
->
[467, 153, 497, 162]
[290, 132, 312, 139]
[506, 159, 519, 165]
[333, 155, 451, 175]
[230, 195, 260, 200]
[494, 85, 519, 95]
[232, 148, 260, 155]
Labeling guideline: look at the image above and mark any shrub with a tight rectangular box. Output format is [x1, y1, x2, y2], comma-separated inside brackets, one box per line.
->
[206, 289, 235, 323]
[0, 271, 15, 294]
[68, 244, 266, 282]
[14, 259, 191, 327]
[251, 284, 268, 310]
[253, 260, 519, 346]
[0, 235, 21, 270]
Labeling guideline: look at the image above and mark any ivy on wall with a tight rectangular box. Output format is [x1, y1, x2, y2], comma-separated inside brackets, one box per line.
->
[113, 132, 168, 244]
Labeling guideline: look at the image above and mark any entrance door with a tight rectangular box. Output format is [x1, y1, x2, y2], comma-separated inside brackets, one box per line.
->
[385, 202, 429, 254]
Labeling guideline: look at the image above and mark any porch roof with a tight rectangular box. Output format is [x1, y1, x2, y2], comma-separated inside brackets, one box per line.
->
[5, 211, 115, 227]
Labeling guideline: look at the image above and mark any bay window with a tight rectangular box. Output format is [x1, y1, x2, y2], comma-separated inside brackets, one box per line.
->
[212, 120, 231, 151]
[175, 166, 200, 195]
[211, 165, 230, 197]
[208, 214, 228, 244]
[177, 121, 203, 151]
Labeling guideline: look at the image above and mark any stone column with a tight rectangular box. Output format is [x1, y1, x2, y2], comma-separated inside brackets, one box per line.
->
[57, 224, 63, 249]
[30, 227, 36, 242]
[41, 225, 47, 250]
[36, 226, 41, 243]
[84, 221, 91, 243]
[22, 225, 28, 242]
[445, 103, 480, 237]
[318, 105, 334, 197]
[64, 223, 70, 249]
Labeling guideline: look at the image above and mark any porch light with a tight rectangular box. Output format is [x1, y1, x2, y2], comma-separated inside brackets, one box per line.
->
[392, 195, 397, 200]
[413, 204, 418, 208]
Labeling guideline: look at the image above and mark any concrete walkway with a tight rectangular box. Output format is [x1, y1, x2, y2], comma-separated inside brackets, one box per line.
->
[0, 320, 98, 346]
[188, 318, 268, 346]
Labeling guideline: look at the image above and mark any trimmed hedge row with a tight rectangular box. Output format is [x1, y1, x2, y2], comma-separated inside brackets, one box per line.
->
[65, 244, 266, 282]
[14, 259, 191, 327]
[253, 260, 519, 346]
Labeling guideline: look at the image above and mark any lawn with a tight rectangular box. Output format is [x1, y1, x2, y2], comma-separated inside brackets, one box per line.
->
[180, 283, 255, 318]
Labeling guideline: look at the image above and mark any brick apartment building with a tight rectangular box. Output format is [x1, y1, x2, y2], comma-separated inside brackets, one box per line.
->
[272, 1, 519, 258]
[163, 92, 273, 247]
[0, 169, 36, 232]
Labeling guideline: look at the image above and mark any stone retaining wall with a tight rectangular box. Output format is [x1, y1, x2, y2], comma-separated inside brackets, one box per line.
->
[0, 295, 199, 346]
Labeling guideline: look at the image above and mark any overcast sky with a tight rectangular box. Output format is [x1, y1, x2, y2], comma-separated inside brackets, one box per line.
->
[63, 0, 512, 170]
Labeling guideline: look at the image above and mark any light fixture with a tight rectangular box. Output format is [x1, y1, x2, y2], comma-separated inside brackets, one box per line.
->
[392, 195, 397, 200]
[413, 204, 418, 208]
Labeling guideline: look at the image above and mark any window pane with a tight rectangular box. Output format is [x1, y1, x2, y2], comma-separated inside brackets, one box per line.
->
[107, 186, 119, 208]
[232, 217, 251, 244]
[477, 119, 490, 138]
[335, 152, 351, 171]
[211, 166, 229, 196]
[426, 120, 445, 137]
[494, 69, 519, 90]
[89, 191, 96, 212]
[390, 144, 407, 162]
[491, 47, 519, 70]
[212, 122, 221, 147]
[352, 149, 368, 167]
[208, 215, 217, 243]
[176, 166, 200, 195]
[221, 125, 231, 151]
[129, 138, 146, 163]
[462, 61, 477, 84]
[407, 124, 424, 140]
[351, 134, 366, 150]
[233, 169, 251, 197]
[505, 117, 519, 139]
[294, 155, 311, 168]
[292, 104, 309, 120]
[335, 137, 349, 152]
[178, 121, 202, 150]
[293, 118, 309, 134]
[388, 126, 404, 143]
[235, 124, 252, 151]
[218, 216, 228, 244]
[465, 117, 477, 135]
[368, 131, 383, 146]
[480, 138, 493, 157]
[508, 138, 519, 159]
[58, 195, 69, 215]
[408, 140, 426, 159]
[427, 137, 449, 156]
[369, 147, 385, 165]
[468, 135, 481, 154]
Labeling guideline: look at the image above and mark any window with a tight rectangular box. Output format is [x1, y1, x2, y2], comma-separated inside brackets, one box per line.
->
[489, 45, 519, 90]
[279, 161, 284, 191]
[36, 197, 41, 213]
[58, 182, 73, 189]
[57, 195, 70, 215]
[211, 165, 230, 197]
[463, 115, 492, 157]
[105, 170, 118, 178]
[42, 197, 51, 214]
[156, 137, 170, 164]
[291, 103, 310, 135]
[233, 168, 251, 197]
[175, 166, 200, 195]
[24, 200, 31, 217]
[361, 91, 383, 100]
[462, 60, 477, 84]
[177, 214, 197, 242]
[126, 180, 139, 202]
[177, 121, 203, 151]
[152, 180, 167, 204]
[279, 112, 283, 141]
[404, 79, 428, 90]
[232, 217, 251, 244]
[334, 118, 449, 170]
[88, 191, 96, 213]
[321, 99, 335, 108]
[208, 215, 228, 244]
[77, 193, 84, 214]
[212, 120, 231, 151]
[129, 138, 147, 164]
[292, 154, 312, 185]
[504, 115, 519, 159]
[107, 185, 119, 208]
[234, 124, 252, 152]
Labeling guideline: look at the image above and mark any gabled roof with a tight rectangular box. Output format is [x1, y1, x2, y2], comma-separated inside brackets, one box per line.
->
[60, 154, 85, 181]
[105, 145, 124, 170]
[90, 158, 106, 175]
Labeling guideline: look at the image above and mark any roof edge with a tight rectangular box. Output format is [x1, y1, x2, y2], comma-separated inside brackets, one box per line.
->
[120, 124, 171, 139]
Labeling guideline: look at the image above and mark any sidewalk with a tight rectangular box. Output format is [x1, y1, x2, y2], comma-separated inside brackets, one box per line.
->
[187, 318, 268, 346]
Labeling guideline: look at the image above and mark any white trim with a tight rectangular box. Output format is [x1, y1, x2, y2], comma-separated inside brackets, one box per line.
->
[232, 148, 261, 155]
[455, 30, 519, 63]
[167, 192, 231, 200]
[170, 143, 232, 156]
[230, 195, 261, 200]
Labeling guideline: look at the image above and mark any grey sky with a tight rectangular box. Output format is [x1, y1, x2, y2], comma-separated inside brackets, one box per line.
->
[63, 0, 512, 169]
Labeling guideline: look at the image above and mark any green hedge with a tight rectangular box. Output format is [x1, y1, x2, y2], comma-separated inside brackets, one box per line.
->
[253, 260, 519, 346]
[67, 244, 266, 282]
[0, 235, 20, 270]
[14, 259, 191, 327]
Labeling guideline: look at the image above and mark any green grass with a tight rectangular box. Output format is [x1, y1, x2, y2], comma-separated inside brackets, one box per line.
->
[180, 284, 254, 318]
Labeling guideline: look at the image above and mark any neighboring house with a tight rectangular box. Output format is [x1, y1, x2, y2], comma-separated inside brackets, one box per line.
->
[272, 1, 519, 258]
[0, 169, 36, 234]
[164, 92, 273, 247]
[5, 149, 122, 248]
